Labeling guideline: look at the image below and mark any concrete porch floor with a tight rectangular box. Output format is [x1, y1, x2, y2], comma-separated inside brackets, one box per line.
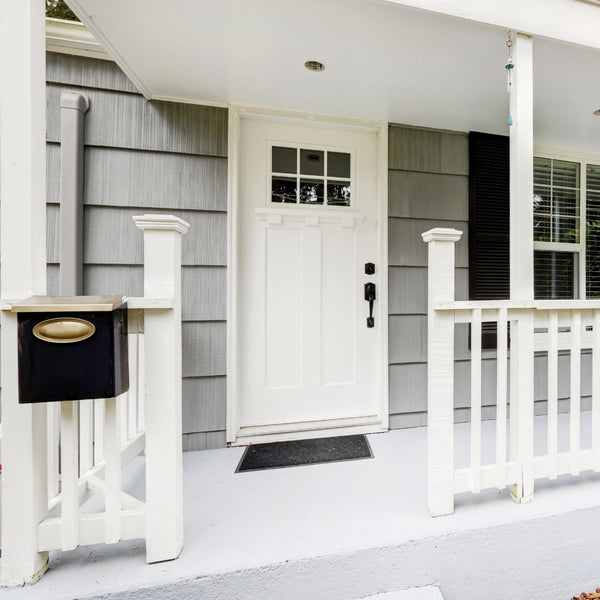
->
[3, 414, 600, 600]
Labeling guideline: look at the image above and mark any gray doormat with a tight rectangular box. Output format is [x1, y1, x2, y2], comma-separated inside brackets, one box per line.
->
[236, 434, 373, 472]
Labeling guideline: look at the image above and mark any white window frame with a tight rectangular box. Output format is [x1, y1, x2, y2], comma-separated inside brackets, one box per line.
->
[534, 143, 600, 300]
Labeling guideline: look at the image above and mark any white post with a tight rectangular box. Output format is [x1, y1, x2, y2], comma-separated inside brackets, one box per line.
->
[422, 228, 462, 517]
[133, 214, 189, 563]
[0, 0, 49, 586]
[509, 33, 534, 300]
[509, 33, 535, 504]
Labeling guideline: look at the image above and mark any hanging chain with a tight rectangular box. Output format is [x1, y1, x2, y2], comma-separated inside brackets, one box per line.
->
[505, 31, 515, 126]
[505, 31, 515, 94]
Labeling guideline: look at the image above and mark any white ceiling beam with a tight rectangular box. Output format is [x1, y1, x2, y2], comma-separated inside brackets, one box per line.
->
[384, 0, 600, 51]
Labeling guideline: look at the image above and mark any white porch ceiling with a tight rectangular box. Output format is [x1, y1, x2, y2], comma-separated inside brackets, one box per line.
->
[68, 0, 600, 150]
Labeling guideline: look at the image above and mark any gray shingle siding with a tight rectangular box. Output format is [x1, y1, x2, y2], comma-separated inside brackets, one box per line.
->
[387, 124, 471, 428]
[46, 52, 227, 450]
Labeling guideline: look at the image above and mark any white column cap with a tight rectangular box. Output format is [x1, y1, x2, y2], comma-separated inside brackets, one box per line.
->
[421, 227, 463, 243]
[133, 214, 190, 234]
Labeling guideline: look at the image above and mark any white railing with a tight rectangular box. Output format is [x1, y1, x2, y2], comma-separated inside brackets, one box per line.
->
[1, 214, 189, 586]
[40, 316, 147, 552]
[423, 228, 600, 516]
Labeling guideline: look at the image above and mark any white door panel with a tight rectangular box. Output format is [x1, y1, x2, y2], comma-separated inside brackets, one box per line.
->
[235, 114, 383, 438]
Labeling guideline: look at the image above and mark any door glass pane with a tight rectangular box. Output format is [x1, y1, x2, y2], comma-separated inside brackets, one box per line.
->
[534, 251, 575, 299]
[327, 152, 351, 178]
[327, 181, 351, 206]
[272, 146, 297, 174]
[272, 176, 297, 203]
[300, 149, 324, 176]
[299, 179, 324, 204]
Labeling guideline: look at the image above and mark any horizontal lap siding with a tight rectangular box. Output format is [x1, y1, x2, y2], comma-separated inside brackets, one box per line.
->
[388, 124, 470, 427]
[46, 52, 227, 450]
[388, 124, 590, 428]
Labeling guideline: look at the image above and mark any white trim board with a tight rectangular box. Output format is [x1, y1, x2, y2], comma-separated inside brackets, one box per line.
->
[226, 105, 389, 445]
[46, 17, 111, 61]
[383, 0, 600, 51]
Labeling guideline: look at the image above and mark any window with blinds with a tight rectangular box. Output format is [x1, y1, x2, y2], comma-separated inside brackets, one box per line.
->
[534, 251, 576, 299]
[586, 164, 600, 298]
[533, 157, 580, 299]
[533, 158, 580, 244]
[469, 133, 600, 312]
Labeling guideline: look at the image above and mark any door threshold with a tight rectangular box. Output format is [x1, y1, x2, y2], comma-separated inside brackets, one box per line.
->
[231, 417, 385, 446]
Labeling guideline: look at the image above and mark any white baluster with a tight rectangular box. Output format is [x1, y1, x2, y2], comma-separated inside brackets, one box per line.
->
[104, 397, 122, 544]
[79, 400, 94, 475]
[470, 308, 482, 493]
[570, 310, 581, 476]
[47, 403, 60, 498]
[495, 307, 508, 489]
[547, 311, 559, 480]
[60, 401, 79, 550]
[127, 332, 139, 438]
[94, 399, 105, 465]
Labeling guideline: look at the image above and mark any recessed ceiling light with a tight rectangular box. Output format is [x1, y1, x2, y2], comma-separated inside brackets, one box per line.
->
[594, 109, 600, 116]
[304, 60, 325, 73]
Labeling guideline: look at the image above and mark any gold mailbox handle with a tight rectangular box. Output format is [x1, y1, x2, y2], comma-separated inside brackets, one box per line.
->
[32, 317, 96, 344]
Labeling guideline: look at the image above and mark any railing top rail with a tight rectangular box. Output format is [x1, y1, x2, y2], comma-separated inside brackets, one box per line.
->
[433, 300, 534, 311]
[126, 297, 174, 310]
[434, 299, 600, 312]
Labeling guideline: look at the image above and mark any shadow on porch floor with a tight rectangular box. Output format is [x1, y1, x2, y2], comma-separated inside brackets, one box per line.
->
[3, 414, 600, 600]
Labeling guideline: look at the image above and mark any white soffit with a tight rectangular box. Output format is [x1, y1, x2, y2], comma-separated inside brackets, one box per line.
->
[66, 0, 600, 150]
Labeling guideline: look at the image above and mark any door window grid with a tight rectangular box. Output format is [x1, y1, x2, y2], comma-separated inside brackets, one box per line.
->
[270, 145, 352, 207]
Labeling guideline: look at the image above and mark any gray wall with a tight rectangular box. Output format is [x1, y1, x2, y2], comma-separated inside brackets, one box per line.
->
[387, 124, 471, 428]
[46, 52, 228, 451]
[44, 55, 587, 449]
[386, 123, 594, 427]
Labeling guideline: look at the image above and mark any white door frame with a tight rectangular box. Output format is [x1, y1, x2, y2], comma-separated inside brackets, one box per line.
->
[226, 105, 389, 444]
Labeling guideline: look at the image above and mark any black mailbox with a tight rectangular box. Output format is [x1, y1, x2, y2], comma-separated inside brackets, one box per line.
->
[13, 296, 129, 404]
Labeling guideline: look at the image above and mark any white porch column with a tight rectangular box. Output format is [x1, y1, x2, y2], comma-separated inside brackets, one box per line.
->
[133, 214, 189, 563]
[509, 33, 535, 503]
[510, 33, 534, 299]
[422, 227, 462, 517]
[0, 0, 49, 586]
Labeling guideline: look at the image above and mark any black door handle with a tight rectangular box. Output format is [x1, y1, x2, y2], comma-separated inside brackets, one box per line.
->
[364, 283, 376, 328]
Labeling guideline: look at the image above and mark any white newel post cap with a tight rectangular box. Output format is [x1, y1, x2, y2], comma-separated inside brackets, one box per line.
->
[421, 227, 463, 244]
[133, 214, 190, 234]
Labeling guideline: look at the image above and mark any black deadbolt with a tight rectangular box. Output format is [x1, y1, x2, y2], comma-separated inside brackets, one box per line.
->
[365, 262, 375, 275]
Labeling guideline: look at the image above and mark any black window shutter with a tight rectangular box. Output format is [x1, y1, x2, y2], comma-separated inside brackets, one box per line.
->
[468, 131, 510, 349]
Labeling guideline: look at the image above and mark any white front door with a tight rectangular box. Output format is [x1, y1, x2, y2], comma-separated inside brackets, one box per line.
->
[230, 111, 386, 443]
